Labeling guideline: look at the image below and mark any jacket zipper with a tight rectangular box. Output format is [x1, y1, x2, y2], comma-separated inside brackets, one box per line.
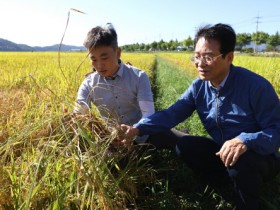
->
[215, 91, 224, 142]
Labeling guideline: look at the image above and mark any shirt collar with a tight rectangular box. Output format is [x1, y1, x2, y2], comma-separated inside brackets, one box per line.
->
[208, 71, 229, 91]
[105, 59, 123, 80]
[116, 60, 124, 77]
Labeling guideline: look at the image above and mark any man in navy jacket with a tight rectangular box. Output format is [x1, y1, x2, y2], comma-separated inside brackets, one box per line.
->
[121, 23, 280, 210]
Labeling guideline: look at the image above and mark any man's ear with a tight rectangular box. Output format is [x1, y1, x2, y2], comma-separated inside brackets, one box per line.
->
[227, 51, 234, 63]
[117, 47, 121, 59]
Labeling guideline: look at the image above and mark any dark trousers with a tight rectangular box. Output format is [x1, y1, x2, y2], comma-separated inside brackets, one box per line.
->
[145, 128, 187, 150]
[176, 135, 280, 210]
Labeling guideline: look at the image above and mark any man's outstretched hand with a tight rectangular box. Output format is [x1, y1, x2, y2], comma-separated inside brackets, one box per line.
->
[120, 124, 139, 139]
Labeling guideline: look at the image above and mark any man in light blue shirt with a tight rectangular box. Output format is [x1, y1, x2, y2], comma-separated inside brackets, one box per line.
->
[75, 23, 183, 148]
[74, 23, 154, 144]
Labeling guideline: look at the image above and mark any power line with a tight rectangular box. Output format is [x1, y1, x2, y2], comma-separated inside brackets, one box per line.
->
[232, 13, 280, 34]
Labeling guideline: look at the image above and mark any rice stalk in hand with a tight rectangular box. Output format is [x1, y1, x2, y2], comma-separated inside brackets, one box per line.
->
[0, 108, 154, 209]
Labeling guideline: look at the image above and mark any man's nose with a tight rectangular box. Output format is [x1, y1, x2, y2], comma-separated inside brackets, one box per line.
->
[96, 61, 104, 69]
[196, 59, 206, 66]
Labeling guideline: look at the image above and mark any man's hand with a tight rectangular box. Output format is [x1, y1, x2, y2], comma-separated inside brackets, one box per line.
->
[120, 124, 139, 139]
[216, 138, 248, 167]
[110, 125, 139, 149]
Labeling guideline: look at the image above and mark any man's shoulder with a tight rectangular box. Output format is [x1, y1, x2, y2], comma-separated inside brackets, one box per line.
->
[229, 66, 275, 95]
[192, 77, 206, 86]
[232, 65, 269, 84]
[81, 71, 99, 86]
[123, 63, 147, 77]
[84, 70, 99, 78]
[84, 71, 94, 78]
[123, 62, 141, 71]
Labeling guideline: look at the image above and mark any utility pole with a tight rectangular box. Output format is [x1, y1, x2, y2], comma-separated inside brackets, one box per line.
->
[254, 13, 261, 53]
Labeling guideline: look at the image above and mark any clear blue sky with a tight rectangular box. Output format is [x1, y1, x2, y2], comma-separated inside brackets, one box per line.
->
[1, 0, 280, 47]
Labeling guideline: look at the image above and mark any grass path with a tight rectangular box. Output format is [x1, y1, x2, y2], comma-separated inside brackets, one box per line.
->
[153, 55, 193, 109]
[153, 54, 206, 136]
[144, 54, 280, 210]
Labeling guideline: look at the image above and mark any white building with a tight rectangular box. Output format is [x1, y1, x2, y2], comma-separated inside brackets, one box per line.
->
[243, 42, 266, 52]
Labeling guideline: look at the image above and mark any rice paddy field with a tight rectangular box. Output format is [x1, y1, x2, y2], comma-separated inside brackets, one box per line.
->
[0, 51, 280, 209]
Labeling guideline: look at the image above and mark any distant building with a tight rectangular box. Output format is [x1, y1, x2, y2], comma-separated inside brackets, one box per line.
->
[243, 42, 266, 52]
[175, 46, 186, 51]
[175, 46, 193, 51]
[70, 49, 85, 52]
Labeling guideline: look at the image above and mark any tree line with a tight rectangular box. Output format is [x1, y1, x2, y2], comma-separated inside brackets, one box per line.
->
[121, 31, 280, 53]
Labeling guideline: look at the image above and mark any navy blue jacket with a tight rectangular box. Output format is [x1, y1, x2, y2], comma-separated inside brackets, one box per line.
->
[135, 65, 280, 157]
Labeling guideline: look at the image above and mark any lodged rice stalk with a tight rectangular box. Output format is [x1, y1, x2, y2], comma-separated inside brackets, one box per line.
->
[0, 50, 157, 209]
[0, 48, 157, 209]
[0, 102, 155, 210]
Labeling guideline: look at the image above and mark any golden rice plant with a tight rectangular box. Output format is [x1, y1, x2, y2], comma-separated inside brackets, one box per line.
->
[0, 52, 157, 209]
[158, 52, 280, 97]
[234, 54, 280, 96]
[121, 53, 156, 82]
[159, 52, 197, 79]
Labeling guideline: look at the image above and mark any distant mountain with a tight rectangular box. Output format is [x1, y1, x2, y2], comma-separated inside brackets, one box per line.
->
[0, 38, 86, 52]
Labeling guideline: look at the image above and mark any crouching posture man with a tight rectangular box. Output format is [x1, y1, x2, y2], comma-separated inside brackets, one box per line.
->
[121, 23, 280, 210]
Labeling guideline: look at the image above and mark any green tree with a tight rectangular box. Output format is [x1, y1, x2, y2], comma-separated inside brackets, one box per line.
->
[236, 33, 251, 51]
[158, 39, 166, 51]
[139, 43, 145, 51]
[252, 31, 270, 45]
[167, 39, 177, 51]
[182, 36, 193, 49]
[160, 42, 168, 51]
[151, 41, 158, 50]
[266, 31, 280, 51]
[144, 44, 151, 51]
